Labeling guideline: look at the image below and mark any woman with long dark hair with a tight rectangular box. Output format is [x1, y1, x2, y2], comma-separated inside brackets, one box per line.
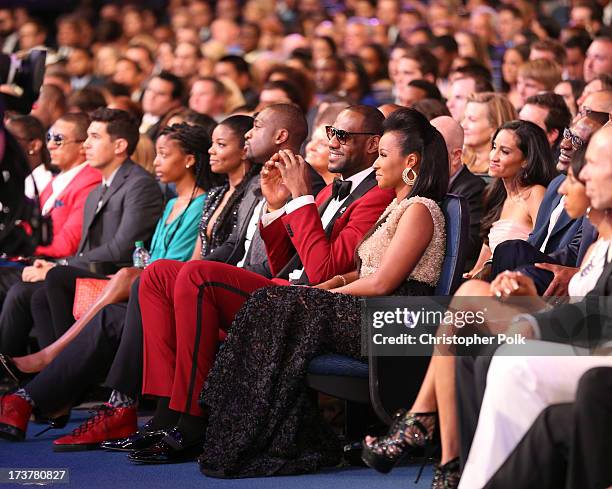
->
[465, 120, 557, 279]
[194, 108, 449, 478]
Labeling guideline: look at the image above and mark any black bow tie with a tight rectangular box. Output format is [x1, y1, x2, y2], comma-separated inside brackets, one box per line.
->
[331, 178, 352, 201]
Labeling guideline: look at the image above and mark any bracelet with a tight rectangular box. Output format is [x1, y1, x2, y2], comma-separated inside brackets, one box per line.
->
[334, 275, 347, 286]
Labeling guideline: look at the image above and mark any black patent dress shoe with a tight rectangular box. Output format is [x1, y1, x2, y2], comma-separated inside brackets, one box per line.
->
[127, 428, 203, 464]
[100, 428, 167, 452]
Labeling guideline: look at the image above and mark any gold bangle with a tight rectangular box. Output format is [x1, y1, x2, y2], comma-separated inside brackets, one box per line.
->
[335, 275, 347, 286]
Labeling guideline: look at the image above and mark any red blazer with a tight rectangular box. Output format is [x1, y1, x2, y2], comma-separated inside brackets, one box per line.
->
[260, 181, 394, 285]
[35, 165, 102, 258]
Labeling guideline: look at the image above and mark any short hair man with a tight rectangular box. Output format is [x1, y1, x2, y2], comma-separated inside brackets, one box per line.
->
[517, 59, 563, 106]
[140, 71, 184, 139]
[446, 74, 494, 121]
[519, 92, 572, 154]
[172, 41, 202, 80]
[314, 56, 345, 100]
[214, 55, 257, 107]
[30, 84, 67, 129]
[113, 57, 144, 101]
[583, 37, 612, 83]
[563, 34, 591, 80]
[188, 77, 227, 120]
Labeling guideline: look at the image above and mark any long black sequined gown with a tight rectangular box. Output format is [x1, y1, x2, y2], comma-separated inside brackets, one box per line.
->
[198, 197, 446, 478]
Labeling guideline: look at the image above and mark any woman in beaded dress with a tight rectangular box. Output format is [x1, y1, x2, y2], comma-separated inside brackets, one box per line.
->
[196, 108, 448, 478]
[196, 115, 259, 258]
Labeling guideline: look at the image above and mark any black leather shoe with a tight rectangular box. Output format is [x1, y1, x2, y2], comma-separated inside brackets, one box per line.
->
[100, 428, 167, 451]
[127, 428, 203, 464]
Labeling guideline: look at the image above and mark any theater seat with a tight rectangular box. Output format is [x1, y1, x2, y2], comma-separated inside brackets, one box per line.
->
[306, 194, 470, 432]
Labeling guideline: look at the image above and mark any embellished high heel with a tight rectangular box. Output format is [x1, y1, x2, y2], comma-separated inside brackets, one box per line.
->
[361, 409, 437, 474]
[0, 354, 34, 386]
[431, 457, 460, 489]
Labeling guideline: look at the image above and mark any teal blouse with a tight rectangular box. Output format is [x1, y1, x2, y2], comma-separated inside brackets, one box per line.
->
[149, 194, 206, 262]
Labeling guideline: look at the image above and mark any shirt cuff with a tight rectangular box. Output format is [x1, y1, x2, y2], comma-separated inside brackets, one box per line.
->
[512, 313, 542, 340]
[285, 195, 315, 214]
[260, 204, 286, 228]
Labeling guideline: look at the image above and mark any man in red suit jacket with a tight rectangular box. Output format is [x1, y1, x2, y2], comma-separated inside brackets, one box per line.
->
[119, 104, 396, 463]
[35, 113, 101, 258]
[0, 113, 100, 304]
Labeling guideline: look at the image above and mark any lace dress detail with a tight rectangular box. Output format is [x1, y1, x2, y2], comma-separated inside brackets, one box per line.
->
[198, 198, 445, 479]
[358, 196, 445, 286]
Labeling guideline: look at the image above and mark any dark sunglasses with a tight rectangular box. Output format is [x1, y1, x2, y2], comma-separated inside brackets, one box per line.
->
[563, 128, 586, 149]
[577, 106, 610, 125]
[325, 125, 378, 145]
[46, 132, 85, 147]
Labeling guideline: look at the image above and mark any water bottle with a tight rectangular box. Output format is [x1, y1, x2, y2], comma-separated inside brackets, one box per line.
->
[132, 241, 151, 269]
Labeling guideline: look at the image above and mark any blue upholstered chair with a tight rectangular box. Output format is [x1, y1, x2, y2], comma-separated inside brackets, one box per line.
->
[306, 194, 470, 432]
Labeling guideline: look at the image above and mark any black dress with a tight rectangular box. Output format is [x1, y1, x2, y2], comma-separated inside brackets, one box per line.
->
[198, 197, 446, 478]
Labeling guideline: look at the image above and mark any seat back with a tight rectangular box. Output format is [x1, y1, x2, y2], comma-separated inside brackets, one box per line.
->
[434, 194, 470, 296]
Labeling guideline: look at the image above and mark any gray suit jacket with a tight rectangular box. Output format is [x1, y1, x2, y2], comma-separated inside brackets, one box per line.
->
[67, 159, 163, 270]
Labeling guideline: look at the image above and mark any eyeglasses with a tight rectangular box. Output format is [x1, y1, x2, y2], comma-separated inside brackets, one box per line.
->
[577, 106, 610, 125]
[563, 127, 586, 149]
[46, 132, 85, 147]
[325, 126, 378, 145]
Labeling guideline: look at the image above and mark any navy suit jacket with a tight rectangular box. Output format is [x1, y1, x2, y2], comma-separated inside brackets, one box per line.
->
[527, 174, 585, 267]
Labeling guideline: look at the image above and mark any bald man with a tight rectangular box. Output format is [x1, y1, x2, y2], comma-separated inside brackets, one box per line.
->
[431, 116, 486, 263]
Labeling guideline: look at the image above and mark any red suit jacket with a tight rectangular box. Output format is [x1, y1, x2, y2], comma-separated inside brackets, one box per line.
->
[34, 164, 102, 258]
[260, 175, 394, 285]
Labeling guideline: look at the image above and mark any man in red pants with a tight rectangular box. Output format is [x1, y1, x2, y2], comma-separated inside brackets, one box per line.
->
[126, 103, 394, 463]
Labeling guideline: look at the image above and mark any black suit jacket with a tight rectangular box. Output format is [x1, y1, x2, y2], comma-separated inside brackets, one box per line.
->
[449, 165, 486, 262]
[67, 159, 163, 269]
[534, 258, 612, 348]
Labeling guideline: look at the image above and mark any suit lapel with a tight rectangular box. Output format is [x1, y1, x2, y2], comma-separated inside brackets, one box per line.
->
[322, 170, 377, 238]
[78, 162, 131, 253]
[77, 184, 103, 252]
[95, 162, 131, 215]
[280, 171, 378, 282]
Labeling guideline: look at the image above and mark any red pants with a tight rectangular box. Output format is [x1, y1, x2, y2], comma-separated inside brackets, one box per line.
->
[138, 260, 285, 416]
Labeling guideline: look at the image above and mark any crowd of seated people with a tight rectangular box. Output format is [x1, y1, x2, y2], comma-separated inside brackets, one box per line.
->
[0, 1, 611, 488]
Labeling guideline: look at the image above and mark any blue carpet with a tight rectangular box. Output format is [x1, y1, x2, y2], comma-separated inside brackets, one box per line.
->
[0, 410, 434, 488]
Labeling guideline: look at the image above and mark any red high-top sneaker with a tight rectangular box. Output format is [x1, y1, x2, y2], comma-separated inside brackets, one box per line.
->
[0, 393, 33, 441]
[53, 403, 137, 452]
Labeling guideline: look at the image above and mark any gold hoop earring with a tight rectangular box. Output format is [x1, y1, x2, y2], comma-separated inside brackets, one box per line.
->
[402, 167, 417, 186]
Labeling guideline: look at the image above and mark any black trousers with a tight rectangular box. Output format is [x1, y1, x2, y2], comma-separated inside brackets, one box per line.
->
[0, 266, 23, 307]
[0, 281, 44, 355]
[25, 278, 144, 414]
[491, 240, 558, 295]
[455, 351, 495, 469]
[484, 367, 612, 489]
